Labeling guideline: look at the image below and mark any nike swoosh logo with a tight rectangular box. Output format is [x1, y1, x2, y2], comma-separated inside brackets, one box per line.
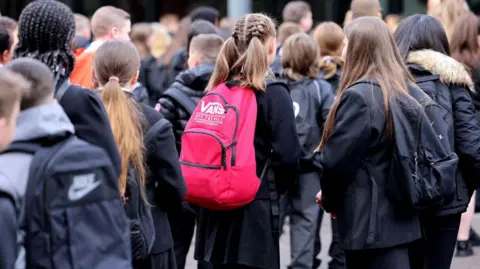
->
[68, 180, 101, 201]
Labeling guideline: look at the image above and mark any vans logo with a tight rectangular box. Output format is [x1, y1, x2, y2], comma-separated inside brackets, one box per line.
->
[68, 173, 101, 201]
[200, 101, 225, 115]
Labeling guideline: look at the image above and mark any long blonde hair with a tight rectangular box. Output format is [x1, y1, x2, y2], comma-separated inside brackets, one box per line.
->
[93, 40, 147, 202]
[319, 17, 414, 150]
[207, 13, 276, 91]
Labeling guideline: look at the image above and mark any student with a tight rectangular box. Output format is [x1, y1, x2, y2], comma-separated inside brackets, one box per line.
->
[312, 21, 345, 94]
[280, 32, 334, 269]
[190, 6, 220, 26]
[14, 0, 121, 178]
[159, 33, 224, 269]
[0, 59, 74, 269]
[270, 22, 303, 77]
[395, 14, 480, 267]
[70, 6, 131, 89]
[74, 13, 91, 55]
[165, 19, 218, 88]
[450, 12, 480, 256]
[0, 69, 24, 152]
[93, 39, 186, 269]
[0, 16, 18, 51]
[314, 17, 422, 269]
[282, 1, 313, 32]
[432, 0, 469, 41]
[350, 0, 382, 19]
[194, 13, 301, 269]
[0, 24, 12, 66]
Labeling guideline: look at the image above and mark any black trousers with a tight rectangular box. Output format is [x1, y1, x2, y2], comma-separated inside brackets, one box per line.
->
[313, 210, 345, 269]
[420, 213, 461, 269]
[345, 242, 422, 269]
[133, 248, 177, 269]
[212, 265, 262, 269]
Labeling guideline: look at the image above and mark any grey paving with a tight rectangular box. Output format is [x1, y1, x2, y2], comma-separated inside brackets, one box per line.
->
[186, 215, 480, 269]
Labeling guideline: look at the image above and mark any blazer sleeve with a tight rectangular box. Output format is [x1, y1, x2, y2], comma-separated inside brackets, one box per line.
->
[60, 89, 122, 179]
[314, 88, 371, 212]
[267, 83, 301, 194]
[147, 120, 186, 211]
[0, 193, 17, 269]
[451, 86, 480, 189]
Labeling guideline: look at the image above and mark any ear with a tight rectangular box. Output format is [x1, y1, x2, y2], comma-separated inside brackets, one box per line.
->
[110, 27, 119, 39]
[0, 50, 7, 64]
[131, 70, 139, 85]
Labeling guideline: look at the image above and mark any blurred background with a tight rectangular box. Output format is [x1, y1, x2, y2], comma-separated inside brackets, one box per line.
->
[2, 0, 480, 24]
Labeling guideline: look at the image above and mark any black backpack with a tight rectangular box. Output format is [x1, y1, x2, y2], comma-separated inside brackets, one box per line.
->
[162, 87, 198, 116]
[384, 81, 458, 216]
[5, 135, 132, 269]
[124, 167, 155, 261]
[287, 79, 325, 160]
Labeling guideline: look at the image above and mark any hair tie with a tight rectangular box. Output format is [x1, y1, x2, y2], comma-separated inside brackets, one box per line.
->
[109, 76, 119, 82]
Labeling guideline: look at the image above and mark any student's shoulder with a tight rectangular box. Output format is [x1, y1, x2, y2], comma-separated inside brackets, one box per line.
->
[140, 103, 168, 127]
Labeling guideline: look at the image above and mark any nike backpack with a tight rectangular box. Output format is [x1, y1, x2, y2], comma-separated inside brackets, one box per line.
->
[180, 83, 260, 210]
[369, 79, 458, 217]
[6, 135, 132, 269]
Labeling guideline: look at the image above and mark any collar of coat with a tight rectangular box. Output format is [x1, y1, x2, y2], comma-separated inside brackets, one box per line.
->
[407, 49, 474, 91]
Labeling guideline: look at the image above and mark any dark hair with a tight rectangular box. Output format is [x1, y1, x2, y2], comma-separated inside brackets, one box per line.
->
[190, 6, 220, 25]
[450, 12, 480, 72]
[282, 1, 311, 23]
[0, 25, 11, 55]
[14, 0, 75, 87]
[394, 14, 450, 60]
[186, 20, 218, 62]
[6, 58, 55, 110]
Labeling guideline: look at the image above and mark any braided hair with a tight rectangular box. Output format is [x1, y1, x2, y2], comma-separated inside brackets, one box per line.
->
[14, 0, 75, 86]
[207, 14, 276, 91]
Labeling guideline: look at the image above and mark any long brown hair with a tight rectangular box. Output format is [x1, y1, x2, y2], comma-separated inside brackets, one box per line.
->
[450, 12, 480, 73]
[207, 13, 276, 91]
[93, 40, 147, 201]
[312, 21, 345, 79]
[319, 17, 413, 150]
[161, 16, 191, 65]
[281, 32, 319, 80]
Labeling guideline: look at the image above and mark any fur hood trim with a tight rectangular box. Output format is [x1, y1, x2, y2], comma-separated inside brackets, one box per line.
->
[407, 50, 473, 91]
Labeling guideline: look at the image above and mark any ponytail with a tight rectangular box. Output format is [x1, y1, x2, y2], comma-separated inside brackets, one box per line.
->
[207, 37, 239, 91]
[243, 37, 268, 90]
[319, 56, 343, 80]
[100, 76, 147, 200]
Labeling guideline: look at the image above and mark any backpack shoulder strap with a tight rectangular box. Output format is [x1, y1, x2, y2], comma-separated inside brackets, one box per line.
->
[163, 87, 197, 115]
[144, 118, 169, 145]
[55, 79, 72, 102]
[3, 142, 43, 155]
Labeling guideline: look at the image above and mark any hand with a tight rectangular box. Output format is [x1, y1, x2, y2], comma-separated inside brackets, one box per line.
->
[316, 191, 323, 209]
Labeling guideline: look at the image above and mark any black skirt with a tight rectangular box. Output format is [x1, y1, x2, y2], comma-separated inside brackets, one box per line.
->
[134, 248, 177, 269]
[194, 199, 280, 269]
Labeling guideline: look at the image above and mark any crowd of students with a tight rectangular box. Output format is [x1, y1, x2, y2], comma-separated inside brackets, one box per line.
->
[1, 0, 480, 269]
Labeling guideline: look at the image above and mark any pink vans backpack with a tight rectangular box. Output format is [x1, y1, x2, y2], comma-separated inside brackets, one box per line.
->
[180, 83, 260, 210]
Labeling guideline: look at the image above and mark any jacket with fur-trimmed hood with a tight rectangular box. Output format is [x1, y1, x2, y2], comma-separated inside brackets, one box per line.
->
[407, 49, 480, 215]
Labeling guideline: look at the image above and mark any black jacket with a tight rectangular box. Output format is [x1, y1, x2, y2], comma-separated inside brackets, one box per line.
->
[407, 50, 480, 214]
[140, 104, 186, 254]
[165, 48, 187, 88]
[194, 81, 301, 268]
[314, 81, 422, 250]
[0, 194, 16, 269]
[59, 83, 122, 179]
[132, 82, 150, 106]
[159, 63, 214, 152]
[139, 56, 170, 106]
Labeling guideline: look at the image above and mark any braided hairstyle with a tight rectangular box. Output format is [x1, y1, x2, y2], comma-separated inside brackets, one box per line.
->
[14, 0, 75, 86]
[207, 13, 276, 91]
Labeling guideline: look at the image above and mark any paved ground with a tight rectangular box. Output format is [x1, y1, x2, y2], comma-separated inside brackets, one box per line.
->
[186, 215, 480, 269]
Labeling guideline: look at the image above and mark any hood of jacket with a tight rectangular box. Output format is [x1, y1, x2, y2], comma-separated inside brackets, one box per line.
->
[13, 103, 75, 142]
[175, 63, 215, 92]
[407, 49, 474, 91]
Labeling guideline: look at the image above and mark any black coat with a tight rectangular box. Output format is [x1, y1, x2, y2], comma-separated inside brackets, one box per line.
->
[407, 49, 480, 214]
[194, 81, 301, 269]
[165, 48, 187, 88]
[140, 104, 187, 254]
[159, 63, 214, 153]
[139, 56, 170, 106]
[314, 81, 422, 250]
[59, 83, 122, 179]
[133, 82, 150, 106]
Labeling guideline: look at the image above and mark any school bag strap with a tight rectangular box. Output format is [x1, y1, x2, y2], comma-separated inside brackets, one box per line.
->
[162, 87, 198, 116]
[144, 118, 169, 146]
[55, 79, 72, 102]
